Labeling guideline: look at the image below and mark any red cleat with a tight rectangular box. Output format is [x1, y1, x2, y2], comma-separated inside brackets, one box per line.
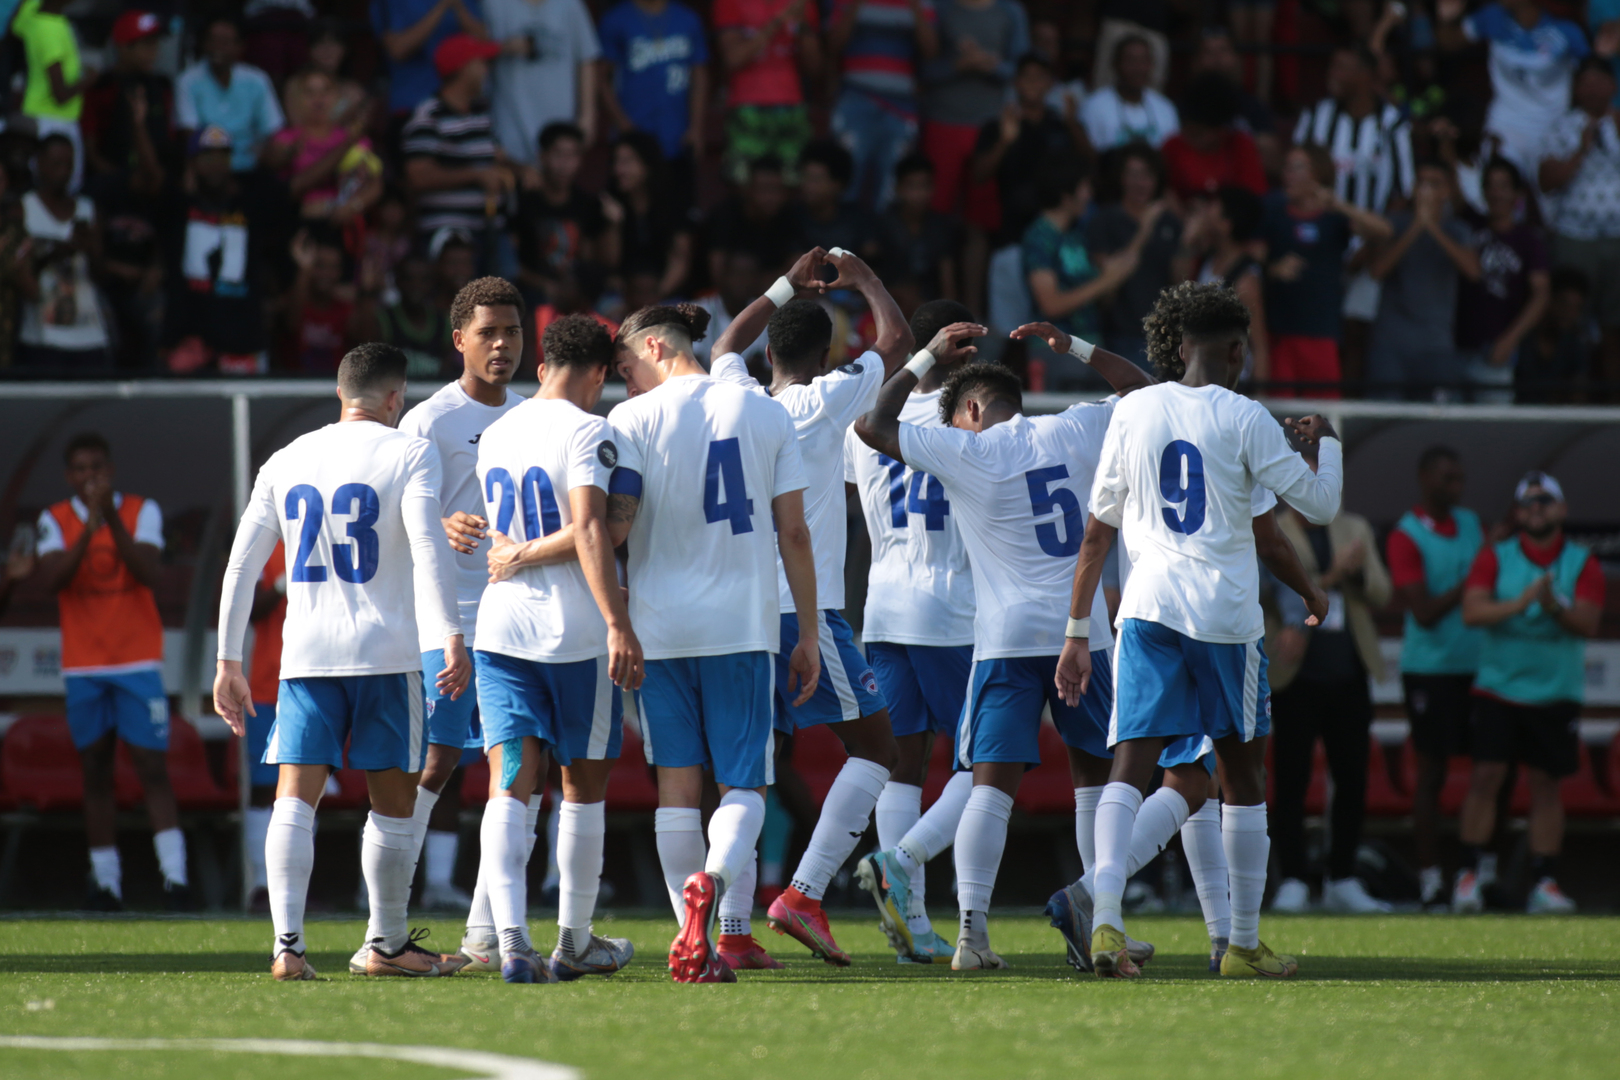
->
[669, 871, 722, 983]
[718, 933, 785, 970]
[766, 886, 852, 966]
[692, 953, 738, 983]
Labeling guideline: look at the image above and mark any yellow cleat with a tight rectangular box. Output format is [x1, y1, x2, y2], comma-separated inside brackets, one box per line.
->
[1090, 924, 1141, 979]
[1220, 941, 1299, 979]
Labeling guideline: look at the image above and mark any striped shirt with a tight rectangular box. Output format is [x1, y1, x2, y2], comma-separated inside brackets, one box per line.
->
[401, 96, 499, 233]
[1293, 98, 1414, 212]
[835, 0, 934, 118]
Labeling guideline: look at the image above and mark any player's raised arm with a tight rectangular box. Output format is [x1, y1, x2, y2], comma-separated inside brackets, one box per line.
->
[214, 477, 282, 735]
[825, 248, 915, 375]
[853, 320, 985, 462]
[402, 443, 471, 701]
[1010, 322, 1156, 396]
[1248, 412, 1344, 526]
[710, 247, 829, 365]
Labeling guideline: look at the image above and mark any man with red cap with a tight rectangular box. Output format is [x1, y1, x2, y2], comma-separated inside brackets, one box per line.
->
[83, 11, 173, 180]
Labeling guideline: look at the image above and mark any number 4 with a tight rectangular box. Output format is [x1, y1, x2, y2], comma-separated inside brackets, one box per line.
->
[704, 438, 754, 534]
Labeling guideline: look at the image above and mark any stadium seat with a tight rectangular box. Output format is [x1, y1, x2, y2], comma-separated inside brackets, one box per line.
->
[321, 768, 371, 810]
[606, 730, 658, 813]
[1560, 742, 1620, 817]
[791, 725, 851, 804]
[461, 758, 490, 806]
[1012, 725, 1075, 815]
[114, 718, 233, 812]
[1365, 740, 1413, 817]
[0, 714, 139, 812]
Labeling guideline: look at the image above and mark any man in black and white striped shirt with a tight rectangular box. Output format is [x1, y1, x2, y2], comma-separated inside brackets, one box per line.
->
[1292, 45, 1415, 214]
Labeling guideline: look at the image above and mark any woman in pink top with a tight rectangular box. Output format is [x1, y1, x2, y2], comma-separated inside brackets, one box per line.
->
[265, 68, 381, 223]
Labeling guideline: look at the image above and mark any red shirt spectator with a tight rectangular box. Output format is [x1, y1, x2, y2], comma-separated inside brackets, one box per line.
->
[1464, 532, 1604, 606]
[1162, 128, 1266, 200]
[713, 0, 819, 107]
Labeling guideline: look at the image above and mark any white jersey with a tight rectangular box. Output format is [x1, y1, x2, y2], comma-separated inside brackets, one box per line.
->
[473, 397, 616, 663]
[608, 373, 807, 660]
[845, 388, 974, 646]
[898, 403, 1115, 660]
[1091, 382, 1343, 645]
[711, 350, 883, 611]
[399, 381, 525, 647]
[223, 421, 461, 678]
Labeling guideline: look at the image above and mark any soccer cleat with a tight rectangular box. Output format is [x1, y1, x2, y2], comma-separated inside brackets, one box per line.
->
[163, 881, 194, 912]
[502, 947, 556, 984]
[691, 953, 738, 983]
[271, 951, 317, 981]
[1323, 877, 1392, 914]
[1220, 941, 1298, 979]
[458, 931, 500, 972]
[765, 886, 852, 966]
[950, 941, 1009, 970]
[1090, 924, 1141, 979]
[1527, 877, 1577, 914]
[718, 933, 785, 970]
[420, 882, 473, 912]
[899, 929, 955, 964]
[1126, 935, 1155, 966]
[348, 943, 371, 975]
[550, 934, 635, 981]
[669, 871, 723, 983]
[1418, 866, 1445, 909]
[1209, 937, 1229, 974]
[855, 851, 914, 958]
[1271, 877, 1310, 913]
[1451, 870, 1485, 913]
[83, 880, 123, 913]
[1045, 884, 1094, 972]
[361, 929, 452, 977]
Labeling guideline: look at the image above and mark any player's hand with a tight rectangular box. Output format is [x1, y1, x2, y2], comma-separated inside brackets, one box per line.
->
[444, 512, 487, 555]
[438, 635, 472, 700]
[1270, 252, 1307, 282]
[213, 660, 256, 738]
[486, 530, 525, 582]
[1285, 414, 1340, 447]
[1054, 637, 1091, 707]
[1518, 572, 1552, 612]
[785, 636, 821, 707]
[1009, 321, 1071, 355]
[927, 321, 988, 365]
[607, 622, 645, 691]
[825, 247, 877, 292]
[1304, 585, 1330, 626]
[786, 247, 830, 294]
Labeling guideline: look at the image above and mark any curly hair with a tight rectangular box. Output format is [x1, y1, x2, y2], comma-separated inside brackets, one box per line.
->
[541, 314, 615, 370]
[938, 362, 1021, 425]
[449, 276, 525, 331]
[616, 303, 711, 349]
[766, 299, 832, 370]
[1142, 281, 1250, 381]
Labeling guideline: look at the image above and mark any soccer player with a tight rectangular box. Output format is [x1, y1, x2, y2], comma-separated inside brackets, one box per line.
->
[214, 343, 471, 981]
[854, 324, 1154, 971]
[1455, 471, 1602, 914]
[705, 246, 912, 968]
[471, 314, 646, 982]
[608, 303, 820, 984]
[1055, 283, 1342, 979]
[1385, 446, 1484, 908]
[849, 300, 982, 964]
[37, 433, 188, 910]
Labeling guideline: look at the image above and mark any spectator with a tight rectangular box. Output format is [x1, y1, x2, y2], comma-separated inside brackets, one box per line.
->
[703, 155, 801, 283]
[0, 165, 28, 371]
[92, 158, 165, 372]
[12, 0, 94, 193]
[877, 151, 959, 302]
[1191, 26, 1279, 177]
[433, 227, 480, 308]
[511, 121, 614, 303]
[1028, 17, 1087, 122]
[1086, 144, 1185, 369]
[971, 53, 1084, 254]
[1518, 267, 1597, 401]
[175, 17, 286, 174]
[82, 11, 174, 182]
[1261, 145, 1392, 396]
[36, 432, 188, 911]
[1386, 445, 1486, 910]
[1437, 0, 1588, 178]
[267, 69, 382, 223]
[302, 18, 369, 122]
[281, 229, 359, 371]
[1160, 72, 1266, 201]
[359, 250, 456, 376]
[158, 127, 275, 375]
[485, 0, 600, 164]
[373, 0, 487, 118]
[17, 135, 112, 372]
[598, 0, 709, 211]
[1539, 56, 1620, 391]
[827, 0, 939, 209]
[1456, 471, 1603, 914]
[1268, 439, 1393, 914]
[920, 0, 1029, 213]
[691, 247, 770, 364]
[713, 0, 822, 185]
[402, 35, 516, 243]
[796, 138, 880, 262]
[243, 541, 288, 912]
[358, 186, 414, 303]
[1187, 186, 1269, 381]
[242, 0, 315, 85]
[0, 531, 35, 618]
[1366, 161, 1481, 399]
[605, 130, 693, 301]
[1457, 157, 1550, 402]
[1080, 35, 1178, 150]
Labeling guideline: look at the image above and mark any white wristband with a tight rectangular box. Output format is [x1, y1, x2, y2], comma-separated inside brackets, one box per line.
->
[1068, 336, 1096, 364]
[828, 247, 849, 258]
[903, 349, 936, 378]
[1066, 616, 1090, 639]
[765, 276, 795, 308]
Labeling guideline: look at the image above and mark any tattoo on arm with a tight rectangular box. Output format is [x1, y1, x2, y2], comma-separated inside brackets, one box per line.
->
[606, 494, 640, 525]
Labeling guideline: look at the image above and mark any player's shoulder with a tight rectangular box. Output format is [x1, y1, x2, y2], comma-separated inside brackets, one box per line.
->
[398, 381, 462, 431]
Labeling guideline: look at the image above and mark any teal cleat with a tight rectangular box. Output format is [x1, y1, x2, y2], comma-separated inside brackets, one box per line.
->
[898, 928, 955, 964]
[855, 850, 915, 959]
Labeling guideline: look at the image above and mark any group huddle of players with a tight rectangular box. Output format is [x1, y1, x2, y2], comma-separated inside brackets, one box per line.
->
[212, 249, 1341, 984]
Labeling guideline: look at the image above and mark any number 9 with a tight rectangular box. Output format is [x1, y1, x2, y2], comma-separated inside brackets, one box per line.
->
[1159, 440, 1206, 535]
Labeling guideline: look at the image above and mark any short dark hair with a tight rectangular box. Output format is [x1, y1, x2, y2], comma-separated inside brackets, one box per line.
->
[798, 138, 854, 188]
[1034, 154, 1087, 210]
[38, 132, 75, 158]
[542, 314, 615, 370]
[539, 121, 585, 152]
[939, 362, 1021, 425]
[617, 303, 711, 349]
[1015, 51, 1054, 77]
[450, 276, 525, 331]
[767, 299, 833, 370]
[1113, 33, 1152, 66]
[199, 14, 243, 40]
[910, 299, 975, 353]
[1417, 445, 1459, 474]
[1576, 54, 1615, 82]
[1337, 42, 1379, 74]
[337, 342, 408, 396]
[63, 431, 110, 464]
[1111, 143, 1165, 197]
[1551, 265, 1591, 294]
[1180, 71, 1239, 128]
[895, 151, 934, 183]
[1215, 185, 1263, 242]
[1482, 154, 1523, 191]
[748, 154, 785, 180]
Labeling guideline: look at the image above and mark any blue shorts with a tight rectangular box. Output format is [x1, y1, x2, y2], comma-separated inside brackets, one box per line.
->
[247, 702, 280, 787]
[639, 652, 775, 789]
[867, 642, 972, 740]
[422, 648, 482, 750]
[774, 611, 886, 731]
[1111, 619, 1272, 748]
[269, 672, 426, 773]
[475, 651, 624, 766]
[64, 669, 169, 751]
[957, 651, 1113, 767]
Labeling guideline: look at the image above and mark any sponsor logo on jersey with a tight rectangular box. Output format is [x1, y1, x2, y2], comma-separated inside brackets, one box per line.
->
[468, 434, 482, 445]
[598, 440, 619, 468]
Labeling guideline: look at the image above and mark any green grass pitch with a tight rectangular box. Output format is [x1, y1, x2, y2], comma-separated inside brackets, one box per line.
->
[2, 913, 1617, 1080]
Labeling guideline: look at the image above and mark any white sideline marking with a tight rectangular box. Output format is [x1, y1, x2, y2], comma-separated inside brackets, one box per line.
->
[0, 1036, 580, 1080]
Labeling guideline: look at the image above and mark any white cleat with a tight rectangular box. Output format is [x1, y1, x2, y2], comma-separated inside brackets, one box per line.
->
[1527, 878, 1577, 914]
[1323, 877, 1392, 914]
[1126, 935, 1155, 965]
[1452, 870, 1485, 913]
[348, 943, 371, 975]
[459, 931, 500, 972]
[1271, 877, 1310, 913]
[950, 941, 1009, 971]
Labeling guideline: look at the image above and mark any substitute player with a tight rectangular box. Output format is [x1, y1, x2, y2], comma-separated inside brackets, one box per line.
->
[609, 304, 821, 984]
[214, 343, 471, 981]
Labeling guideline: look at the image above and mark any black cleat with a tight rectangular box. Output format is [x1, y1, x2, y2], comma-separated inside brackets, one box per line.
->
[84, 881, 124, 912]
[163, 881, 195, 912]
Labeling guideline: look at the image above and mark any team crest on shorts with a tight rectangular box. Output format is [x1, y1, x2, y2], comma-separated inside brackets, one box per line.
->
[1265, 693, 1273, 718]
[425, 699, 437, 717]
[861, 670, 879, 695]
[597, 440, 619, 468]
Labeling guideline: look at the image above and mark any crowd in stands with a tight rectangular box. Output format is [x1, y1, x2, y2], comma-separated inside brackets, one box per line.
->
[2, 0, 1620, 399]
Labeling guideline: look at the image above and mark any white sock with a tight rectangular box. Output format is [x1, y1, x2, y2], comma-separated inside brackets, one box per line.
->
[89, 845, 122, 898]
[266, 797, 316, 956]
[1223, 802, 1270, 951]
[718, 853, 756, 937]
[789, 757, 889, 900]
[1073, 786, 1104, 873]
[152, 827, 188, 888]
[1181, 801, 1231, 944]
[362, 811, 417, 953]
[1077, 787, 1195, 895]
[953, 784, 1014, 918]
[900, 770, 972, 864]
[557, 800, 606, 955]
[408, 784, 439, 869]
[245, 806, 272, 891]
[1092, 782, 1144, 933]
[468, 794, 539, 940]
[480, 796, 531, 957]
[425, 830, 458, 890]
[654, 806, 705, 924]
[542, 802, 562, 890]
[706, 788, 767, 891]
[875, 782, 922, 850]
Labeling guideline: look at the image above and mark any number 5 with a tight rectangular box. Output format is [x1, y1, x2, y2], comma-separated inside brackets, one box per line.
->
[1025, 465, 1081, 557]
